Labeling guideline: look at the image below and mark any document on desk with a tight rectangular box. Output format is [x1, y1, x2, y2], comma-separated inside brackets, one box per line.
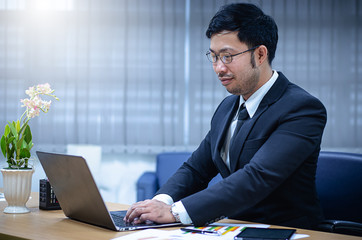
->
[113, 224, 263, 240]
[111, 228, 243, 240]
[111, 223, 309, 240]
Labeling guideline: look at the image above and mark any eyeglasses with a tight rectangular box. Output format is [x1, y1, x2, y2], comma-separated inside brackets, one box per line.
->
[206, 45, 260, 64]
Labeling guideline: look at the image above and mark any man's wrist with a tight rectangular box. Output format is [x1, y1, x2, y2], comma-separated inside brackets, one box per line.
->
[170, 203, 181, 222]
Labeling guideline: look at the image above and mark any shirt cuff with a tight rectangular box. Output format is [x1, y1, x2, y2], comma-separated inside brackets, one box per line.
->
[153, 194, 193, 224]
[173, 200, 193, 224]
[152, 194, 174, 205]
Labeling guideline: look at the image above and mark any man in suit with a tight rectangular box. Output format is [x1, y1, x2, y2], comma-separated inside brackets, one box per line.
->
[125, 3, 327, 230]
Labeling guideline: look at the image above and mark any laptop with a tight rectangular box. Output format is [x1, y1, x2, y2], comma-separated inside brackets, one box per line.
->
[36, 151, 181, 231]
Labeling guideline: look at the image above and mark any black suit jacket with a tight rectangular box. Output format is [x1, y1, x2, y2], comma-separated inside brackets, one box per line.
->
[157, 72, 327, 229]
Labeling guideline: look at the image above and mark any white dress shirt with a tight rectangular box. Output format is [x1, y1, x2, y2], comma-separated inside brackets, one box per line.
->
[154, 71, 279, 224]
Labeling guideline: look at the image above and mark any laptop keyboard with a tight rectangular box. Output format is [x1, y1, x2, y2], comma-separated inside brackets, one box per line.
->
[110, 211, 131, 227]
[110, 210, 156, 227]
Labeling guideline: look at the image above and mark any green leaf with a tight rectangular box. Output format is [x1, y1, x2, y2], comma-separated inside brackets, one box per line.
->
[28, 140, 33, 151]
[9, 146, 15, 158]
[1, 135, 6, 158]
[17, 135, 25, 150]
[19, 149, 30, 159]
[22, 140, 27, 149]
[6, 136, 15, 145]
[24, 125, 32, 144]
[16, 120, 20, 133]
[7, 121, 18, 138]
[4, 125, 10, 136]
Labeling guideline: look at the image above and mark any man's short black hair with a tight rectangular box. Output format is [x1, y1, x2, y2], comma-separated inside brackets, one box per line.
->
[206, 3, 278, 65]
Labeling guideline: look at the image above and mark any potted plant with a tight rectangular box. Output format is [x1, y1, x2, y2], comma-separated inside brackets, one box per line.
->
[0, 83, 58, 213]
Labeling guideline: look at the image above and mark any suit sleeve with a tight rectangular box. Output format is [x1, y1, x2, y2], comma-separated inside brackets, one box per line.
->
[155, 130, 219, 201]
[155, 97, 232, 201]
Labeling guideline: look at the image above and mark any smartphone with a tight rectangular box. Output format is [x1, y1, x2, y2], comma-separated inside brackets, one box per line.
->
[234, 227, 296, 240]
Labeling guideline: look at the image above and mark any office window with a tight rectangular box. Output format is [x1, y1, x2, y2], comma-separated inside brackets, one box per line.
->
[0, 0, 361, 154]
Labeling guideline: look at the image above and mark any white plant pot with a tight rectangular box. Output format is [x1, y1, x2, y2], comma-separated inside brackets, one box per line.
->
[1, 168, 34, 214]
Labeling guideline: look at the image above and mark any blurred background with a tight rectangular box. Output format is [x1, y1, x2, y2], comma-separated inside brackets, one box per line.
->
[0, 0, 361, 204]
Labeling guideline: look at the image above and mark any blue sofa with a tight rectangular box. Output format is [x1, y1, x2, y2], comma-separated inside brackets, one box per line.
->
[136, 151, 362, 236]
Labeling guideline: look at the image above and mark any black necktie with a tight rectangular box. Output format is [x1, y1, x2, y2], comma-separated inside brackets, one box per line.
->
[229, 104, 249, 150]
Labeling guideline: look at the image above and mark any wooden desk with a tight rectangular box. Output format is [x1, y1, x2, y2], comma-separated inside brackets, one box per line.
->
[0, 193, 361, 240]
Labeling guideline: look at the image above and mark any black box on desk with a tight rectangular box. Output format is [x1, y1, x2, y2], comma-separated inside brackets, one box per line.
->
[39, 179, 61, 210]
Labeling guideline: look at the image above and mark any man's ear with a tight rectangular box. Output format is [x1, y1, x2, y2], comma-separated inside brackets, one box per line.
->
[255, 45, 268, 65]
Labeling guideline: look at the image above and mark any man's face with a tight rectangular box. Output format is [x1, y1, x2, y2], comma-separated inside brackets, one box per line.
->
[210, 31, 260, 99]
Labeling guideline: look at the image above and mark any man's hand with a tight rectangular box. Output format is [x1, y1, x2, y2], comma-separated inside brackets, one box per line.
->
[123, 199, 175, 224]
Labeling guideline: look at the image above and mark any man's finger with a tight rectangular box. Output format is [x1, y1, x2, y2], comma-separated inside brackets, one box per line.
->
[124, 201, 145, 222]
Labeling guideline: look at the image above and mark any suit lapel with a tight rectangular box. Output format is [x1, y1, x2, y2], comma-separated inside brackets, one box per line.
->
[229, 104, 268, 172]
[229, 72, 290, 172]
[214, 95, 239, 176]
